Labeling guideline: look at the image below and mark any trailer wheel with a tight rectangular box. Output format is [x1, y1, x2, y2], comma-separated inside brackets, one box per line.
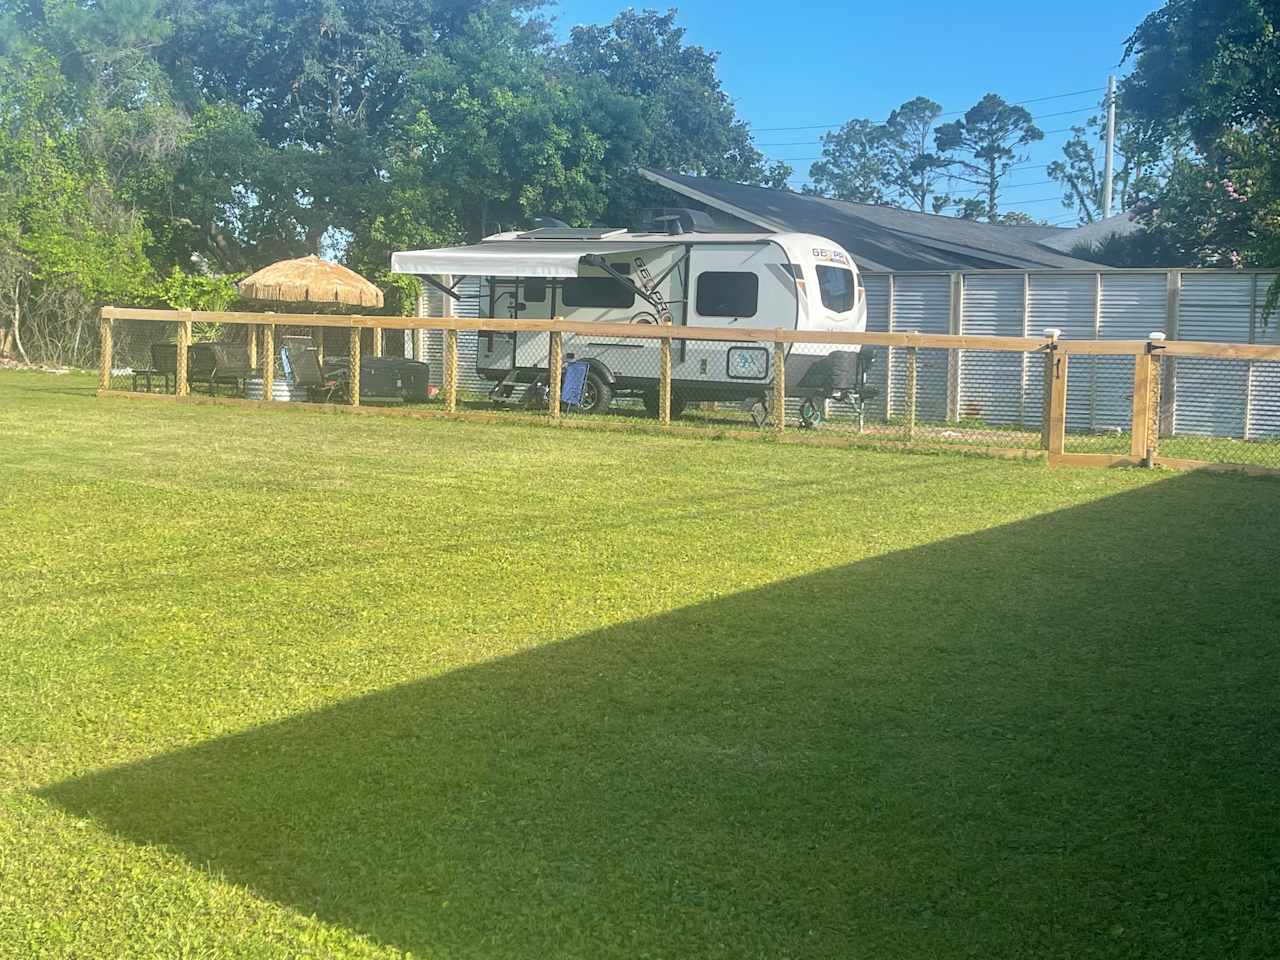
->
[580, 370, 612, 414]
[642, 390, 686, 419]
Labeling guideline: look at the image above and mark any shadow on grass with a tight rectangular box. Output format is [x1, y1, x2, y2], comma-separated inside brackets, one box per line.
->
[42, 474, 1280, 958]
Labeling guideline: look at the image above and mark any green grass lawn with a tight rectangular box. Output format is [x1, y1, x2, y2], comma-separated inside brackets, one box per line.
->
[2, 370, 1278, 959]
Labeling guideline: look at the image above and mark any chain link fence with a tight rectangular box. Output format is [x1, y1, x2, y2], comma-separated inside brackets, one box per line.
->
[1152, 353, 1280, 468]
[98, 308, 1280, 475]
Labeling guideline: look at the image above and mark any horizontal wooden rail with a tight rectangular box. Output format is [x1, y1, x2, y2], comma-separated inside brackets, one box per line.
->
[101, 306, 1062, 352]
[102, 306, 1280, 360]
[102, 306, 410, 330]
[1157, 340, 1280, 361]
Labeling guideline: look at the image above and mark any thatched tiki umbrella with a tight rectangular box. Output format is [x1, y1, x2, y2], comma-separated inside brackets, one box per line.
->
[237, 254, 386, 404]
[237, 255, 384, 309]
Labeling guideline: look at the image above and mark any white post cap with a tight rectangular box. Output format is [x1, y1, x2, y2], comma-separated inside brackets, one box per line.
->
[1043, 327, 1062, 342]
[1148, 331, 1167, 342]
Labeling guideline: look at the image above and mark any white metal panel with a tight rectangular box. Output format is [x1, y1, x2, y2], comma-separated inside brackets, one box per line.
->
[861, 274, 891, 420]
[1099, 273, 1167, 339]
[1028, 275, 1098, 433]
[1172, 358, 1248, 438]
[1066, 272, 1164, 432]
[889, 274, 950, 421]
[1248, 361, 1280, 440]
[959, 274, 1024, 426]
[1173, 274, 1252, 438]
[1247, 276, 1280, 439]
[419, 277, 487, 393]
[1179, 273, 1253, 341]
[1027, 274, 1096, 339]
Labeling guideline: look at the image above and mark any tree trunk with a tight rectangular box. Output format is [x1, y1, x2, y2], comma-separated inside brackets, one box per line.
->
[306, 221, 326, 257]
[987, 157, 999, 222]
[12, 279, 29, 365]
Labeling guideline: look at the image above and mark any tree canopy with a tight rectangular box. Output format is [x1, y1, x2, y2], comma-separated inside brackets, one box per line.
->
[0, 0, 786, 364]
[934, 94, 1043, 223]
[1118, 0, 1280, 279]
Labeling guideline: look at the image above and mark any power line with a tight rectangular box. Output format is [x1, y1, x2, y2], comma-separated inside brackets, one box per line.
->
[758, 107, 1096, 147]
[753, 86, 1104, 133]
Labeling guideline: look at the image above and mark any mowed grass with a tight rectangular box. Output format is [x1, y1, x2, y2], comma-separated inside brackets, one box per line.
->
[1, 370, 1278, 960]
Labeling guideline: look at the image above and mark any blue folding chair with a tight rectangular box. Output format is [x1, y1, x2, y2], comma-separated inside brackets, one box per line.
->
[560, 360, 589, 409]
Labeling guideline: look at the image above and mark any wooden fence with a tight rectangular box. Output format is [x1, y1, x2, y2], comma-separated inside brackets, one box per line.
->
[97, 306, 1280, 476]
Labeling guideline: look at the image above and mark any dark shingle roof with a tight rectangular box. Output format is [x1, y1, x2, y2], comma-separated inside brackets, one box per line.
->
[642, 169, 1102, 272]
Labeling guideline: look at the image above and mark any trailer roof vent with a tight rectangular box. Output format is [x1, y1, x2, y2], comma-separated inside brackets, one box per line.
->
[638, 207, 716, 235]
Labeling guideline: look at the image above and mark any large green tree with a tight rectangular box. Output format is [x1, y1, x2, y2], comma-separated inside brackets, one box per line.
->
[0, 45, 155, 364]
[1121, 0, 1280, 283]
[885, 97, 949, 213]
[561, 8, 791, 223]
[0, 1, 795, 361]
[1047, 107, 1167, 223]
[934, 93, 1043, 223]
[806, 119, 893, 204]
[807, 98, 948, 211]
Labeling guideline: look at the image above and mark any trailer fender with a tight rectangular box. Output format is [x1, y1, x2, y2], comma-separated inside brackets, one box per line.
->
[578, 356, 616, 385]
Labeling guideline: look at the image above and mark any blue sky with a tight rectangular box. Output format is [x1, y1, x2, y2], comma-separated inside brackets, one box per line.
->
[550, 1, 1163, 224]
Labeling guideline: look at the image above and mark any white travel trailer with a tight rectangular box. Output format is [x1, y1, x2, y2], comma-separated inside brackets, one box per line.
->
[391, 212, 875, 421]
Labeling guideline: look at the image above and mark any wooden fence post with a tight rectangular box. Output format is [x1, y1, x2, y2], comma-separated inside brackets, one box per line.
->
[946, 272, 963, 422]
[247, 323, 257, 370]
[262, 322, 275, 399]
[443, 327, 457, 412]
[99, 308, 113, 391]
[548, 330, 563, 420]
[372, 326, 383, 357]
[1148, 336, 1164, 462]
[1159, 270, 1180, 437]
[1039, 329, 1061, 450]
[773, 333, 786, 434]
[904, 345, 918, 440]
[659, 330, 672, 425]
[1130, 347, 1154, 461]
[176, 310, 192, 397]
[1047, 348, 1069, 456]
[348, 326, 361, 407]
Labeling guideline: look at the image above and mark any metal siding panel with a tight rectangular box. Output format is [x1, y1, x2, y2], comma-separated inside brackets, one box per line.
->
[889, 275, 949, 421]
[1099, 273, 1167, 339]
[958, 275, 1024, 425]
[1027, 274, 1096, 339]
[1076, 272, 1169, 433]
[1248, 360, 1280, 440]
[1028, 274, 1099, 433]
[862, 274, 891, 419]
[1172, 358, 1248, 437]
[1172, 274, 1253, 438]
[1247, 275, 1280, 439]
[1178, 273, 1252, 341]
[420, 277, 487, 392]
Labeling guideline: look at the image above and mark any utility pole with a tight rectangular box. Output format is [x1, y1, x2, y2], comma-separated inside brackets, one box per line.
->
[1102, 74, 1116, 219]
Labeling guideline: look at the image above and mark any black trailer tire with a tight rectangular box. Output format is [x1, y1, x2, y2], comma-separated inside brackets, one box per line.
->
[580, 370, 613, 414]
[642, 389, 686, 419]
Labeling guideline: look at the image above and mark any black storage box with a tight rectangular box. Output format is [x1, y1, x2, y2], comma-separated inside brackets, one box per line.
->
[323, 356, 432, 403]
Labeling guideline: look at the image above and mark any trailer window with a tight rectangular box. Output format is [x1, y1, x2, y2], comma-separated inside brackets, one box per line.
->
[696, 271, 758, 318]
[561, 276, 635, 308]
[816, 266, 855, 312]
[523, 279, 547, 302]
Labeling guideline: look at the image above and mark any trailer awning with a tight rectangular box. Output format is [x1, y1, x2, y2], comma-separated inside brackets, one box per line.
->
[390, 239, 678, 278]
